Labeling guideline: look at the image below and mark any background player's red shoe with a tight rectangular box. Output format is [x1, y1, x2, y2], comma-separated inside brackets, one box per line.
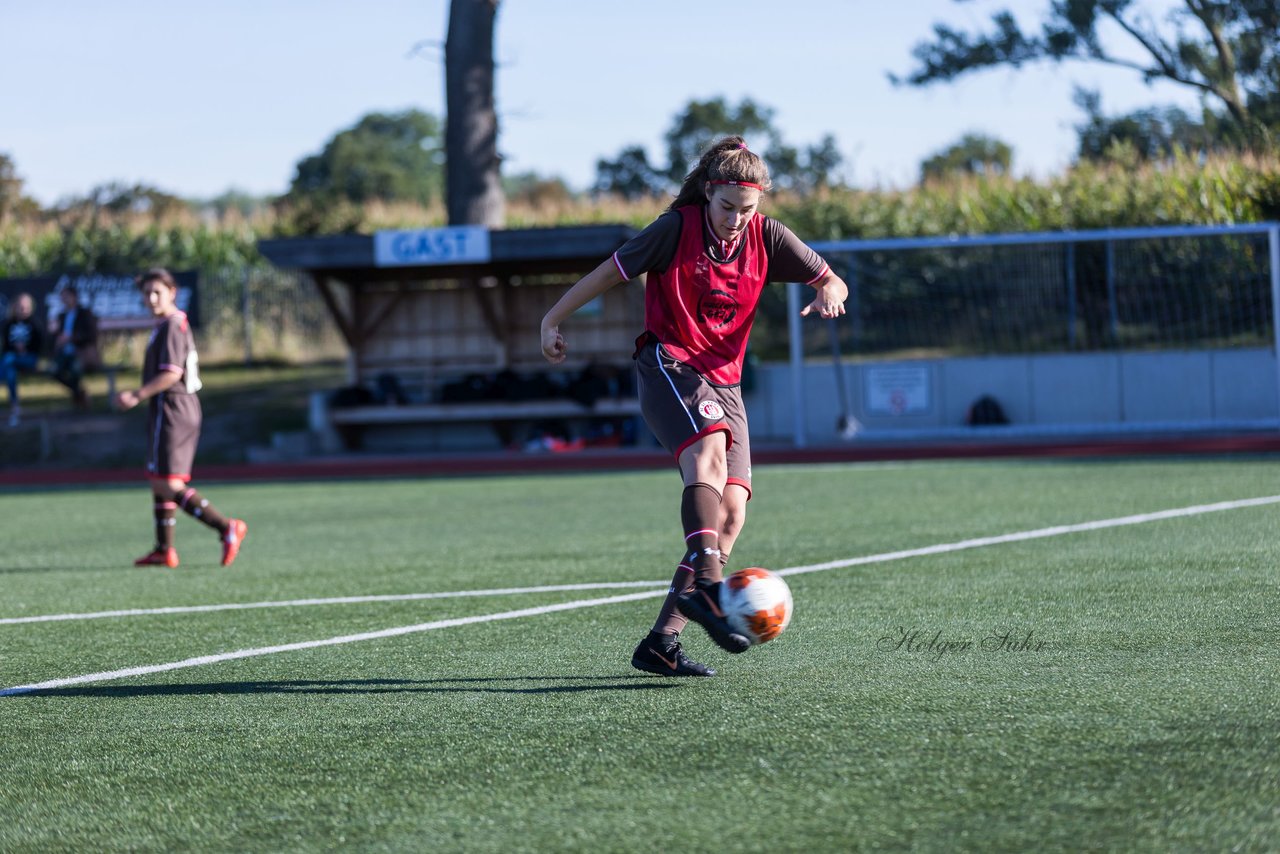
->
[221, 519, 247, 566]
[134, 547, 179, 568]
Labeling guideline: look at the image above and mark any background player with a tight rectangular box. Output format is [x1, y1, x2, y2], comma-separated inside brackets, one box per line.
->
[114, 267, 247, 569]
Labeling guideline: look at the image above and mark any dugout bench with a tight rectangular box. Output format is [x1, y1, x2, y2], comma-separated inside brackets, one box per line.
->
[259, 224, 649, 453]
[321, 396, 644, 452]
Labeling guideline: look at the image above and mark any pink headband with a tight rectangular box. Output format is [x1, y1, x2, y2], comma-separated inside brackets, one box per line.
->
[709, 179, 764, 190]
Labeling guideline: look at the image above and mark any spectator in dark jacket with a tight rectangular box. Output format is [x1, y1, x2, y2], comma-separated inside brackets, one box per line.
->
[2, 292, 45, 426]
[50, 286, 99, 409]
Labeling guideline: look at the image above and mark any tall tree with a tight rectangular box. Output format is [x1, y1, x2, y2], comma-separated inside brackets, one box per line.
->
[445, 0, 504, 226]
[0, 153, 29, 224]
[594, 98, 844, 196]
[1072, 88, 1216, 162]
[920, 133, 1013, 181]
[662, 97, 780, 184]
[285, 110, 444, 206]
[891, 1, 1280, 135]
[592, 146, 666, 199]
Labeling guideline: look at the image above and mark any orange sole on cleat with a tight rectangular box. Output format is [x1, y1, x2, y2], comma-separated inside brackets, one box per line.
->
[134, 548, 180, 568]
[221, 519, 248, 566]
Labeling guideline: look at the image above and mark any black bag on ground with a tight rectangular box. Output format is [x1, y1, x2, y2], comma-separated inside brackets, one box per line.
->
[966, 395, 1010, 426]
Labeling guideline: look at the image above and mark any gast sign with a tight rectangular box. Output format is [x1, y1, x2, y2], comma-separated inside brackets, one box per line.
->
[373, 226, 491, 267]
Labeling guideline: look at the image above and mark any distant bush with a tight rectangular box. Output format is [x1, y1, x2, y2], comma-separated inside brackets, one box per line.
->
[3, 149, 1276, 277]
[772, 150, 1280, 241]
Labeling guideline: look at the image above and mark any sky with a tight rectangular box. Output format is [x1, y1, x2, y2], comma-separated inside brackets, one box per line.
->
[1, 0, 1204, 207]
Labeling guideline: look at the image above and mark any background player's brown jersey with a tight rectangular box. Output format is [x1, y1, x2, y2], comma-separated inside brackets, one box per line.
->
[142, 311, 202, 478]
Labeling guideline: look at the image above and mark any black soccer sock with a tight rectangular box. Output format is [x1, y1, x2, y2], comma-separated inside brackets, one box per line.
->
[681, 482, 723, 586]
[153, 500, 177, 550]
[176, 486, 230, 533]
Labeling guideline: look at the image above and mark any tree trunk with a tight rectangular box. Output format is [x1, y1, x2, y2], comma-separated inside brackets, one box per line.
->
[445, 0, 504, 226]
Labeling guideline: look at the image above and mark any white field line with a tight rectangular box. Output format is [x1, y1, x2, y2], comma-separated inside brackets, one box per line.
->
[0, 590, 668, 697]
[0, 581, 669, 626]
[776, 494, 1280, 577]
[2, 494, 1276, 697]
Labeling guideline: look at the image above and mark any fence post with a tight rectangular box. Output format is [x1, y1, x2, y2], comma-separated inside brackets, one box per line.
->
[241, 268, 253, 366]
[1065, 242, 1077, 349]
[787, 282, 806, 448]
[1271, 225, 1280, 424]
[1105, 240, 1118, 345]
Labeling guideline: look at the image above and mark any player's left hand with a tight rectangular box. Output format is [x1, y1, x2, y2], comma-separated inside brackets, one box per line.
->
[798, 294, 849, 320]
[800, 275, 849, 319]
[115, 389, 140, 411]
[541, 322, 567, 364]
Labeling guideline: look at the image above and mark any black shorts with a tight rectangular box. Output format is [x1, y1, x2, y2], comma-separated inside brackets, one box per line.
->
[636, 342, 752, 496]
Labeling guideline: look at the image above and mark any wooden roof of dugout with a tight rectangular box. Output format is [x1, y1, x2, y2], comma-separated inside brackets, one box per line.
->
[256, 224, 640, 374]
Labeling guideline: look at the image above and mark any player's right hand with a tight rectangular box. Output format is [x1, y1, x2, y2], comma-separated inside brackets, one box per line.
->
[541, 323, 566, 364]
[114, 389, 140, 411]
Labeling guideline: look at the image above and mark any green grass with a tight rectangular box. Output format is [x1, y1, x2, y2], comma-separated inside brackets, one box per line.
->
[1, 459, 1278, 852]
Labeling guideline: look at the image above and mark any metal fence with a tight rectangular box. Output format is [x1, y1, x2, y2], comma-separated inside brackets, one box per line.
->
[758, 223, 1280, 363]
[197, 267, 347, 364]
[95, 267, 347, 367]
[104, 224, 1278, 370]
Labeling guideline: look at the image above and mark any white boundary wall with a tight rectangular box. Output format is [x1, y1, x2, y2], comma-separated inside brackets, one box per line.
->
[751, 347, 1279, 445]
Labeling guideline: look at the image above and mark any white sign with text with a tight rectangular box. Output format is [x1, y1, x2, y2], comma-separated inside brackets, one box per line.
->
[865, 364, 931, 416]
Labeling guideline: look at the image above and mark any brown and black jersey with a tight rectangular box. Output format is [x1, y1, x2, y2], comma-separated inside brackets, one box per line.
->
[141, 310, 202, 440]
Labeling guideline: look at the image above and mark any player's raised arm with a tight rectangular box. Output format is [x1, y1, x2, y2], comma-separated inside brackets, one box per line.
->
[540, 257, 626, 364]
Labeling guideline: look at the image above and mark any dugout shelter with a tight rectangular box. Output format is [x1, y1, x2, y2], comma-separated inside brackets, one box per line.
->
[257, 224, 645, 450]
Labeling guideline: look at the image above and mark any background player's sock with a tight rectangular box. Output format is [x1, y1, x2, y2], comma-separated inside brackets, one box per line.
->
[177, 487, 230, 533]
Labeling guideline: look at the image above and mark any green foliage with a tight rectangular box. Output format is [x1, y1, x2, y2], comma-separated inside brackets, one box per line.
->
[774, 150, 1280, 241]
[920, 132, 1013, 182]
[502, 171, 574, 208]
[660, 96, 780, 184]
[1073, 88, 1218, 163]
[193, 188, 274, 221]
[0, 222, 261, 278]
[894, 1, 1280, 145]
[594, 98, 844, 197]
[2, 152, 1277, 281]
[592, 146, 666, 200]
[0, 152, 39, 225]
[284, 109, 445, 207]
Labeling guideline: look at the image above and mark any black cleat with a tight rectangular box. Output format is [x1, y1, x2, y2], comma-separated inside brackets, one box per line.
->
[631, 633, 716, 677]
[676, 581, 751, 654]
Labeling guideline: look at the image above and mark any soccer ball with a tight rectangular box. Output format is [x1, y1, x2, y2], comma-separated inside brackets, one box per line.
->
[720, 567, 793, 645]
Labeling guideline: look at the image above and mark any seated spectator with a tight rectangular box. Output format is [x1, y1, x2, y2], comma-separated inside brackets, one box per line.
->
[49, 285, 99, 410]
[2, 292, 45, 426]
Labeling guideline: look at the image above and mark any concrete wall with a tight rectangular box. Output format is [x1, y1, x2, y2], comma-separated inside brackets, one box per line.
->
[745, 347, 1280, 445]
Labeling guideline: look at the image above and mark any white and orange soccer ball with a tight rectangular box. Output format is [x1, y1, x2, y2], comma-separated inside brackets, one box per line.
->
[720, 567, 793, 645]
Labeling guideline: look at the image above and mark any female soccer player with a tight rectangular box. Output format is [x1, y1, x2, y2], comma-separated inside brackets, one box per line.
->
[540, 136, 847, 676]
[114, 268, 247, 569]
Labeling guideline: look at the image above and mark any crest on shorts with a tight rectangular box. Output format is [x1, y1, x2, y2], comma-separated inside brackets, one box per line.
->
[697, 400, 725, 421]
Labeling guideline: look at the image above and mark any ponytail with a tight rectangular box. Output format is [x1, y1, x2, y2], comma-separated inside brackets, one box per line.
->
[667, 135, 772, 211]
